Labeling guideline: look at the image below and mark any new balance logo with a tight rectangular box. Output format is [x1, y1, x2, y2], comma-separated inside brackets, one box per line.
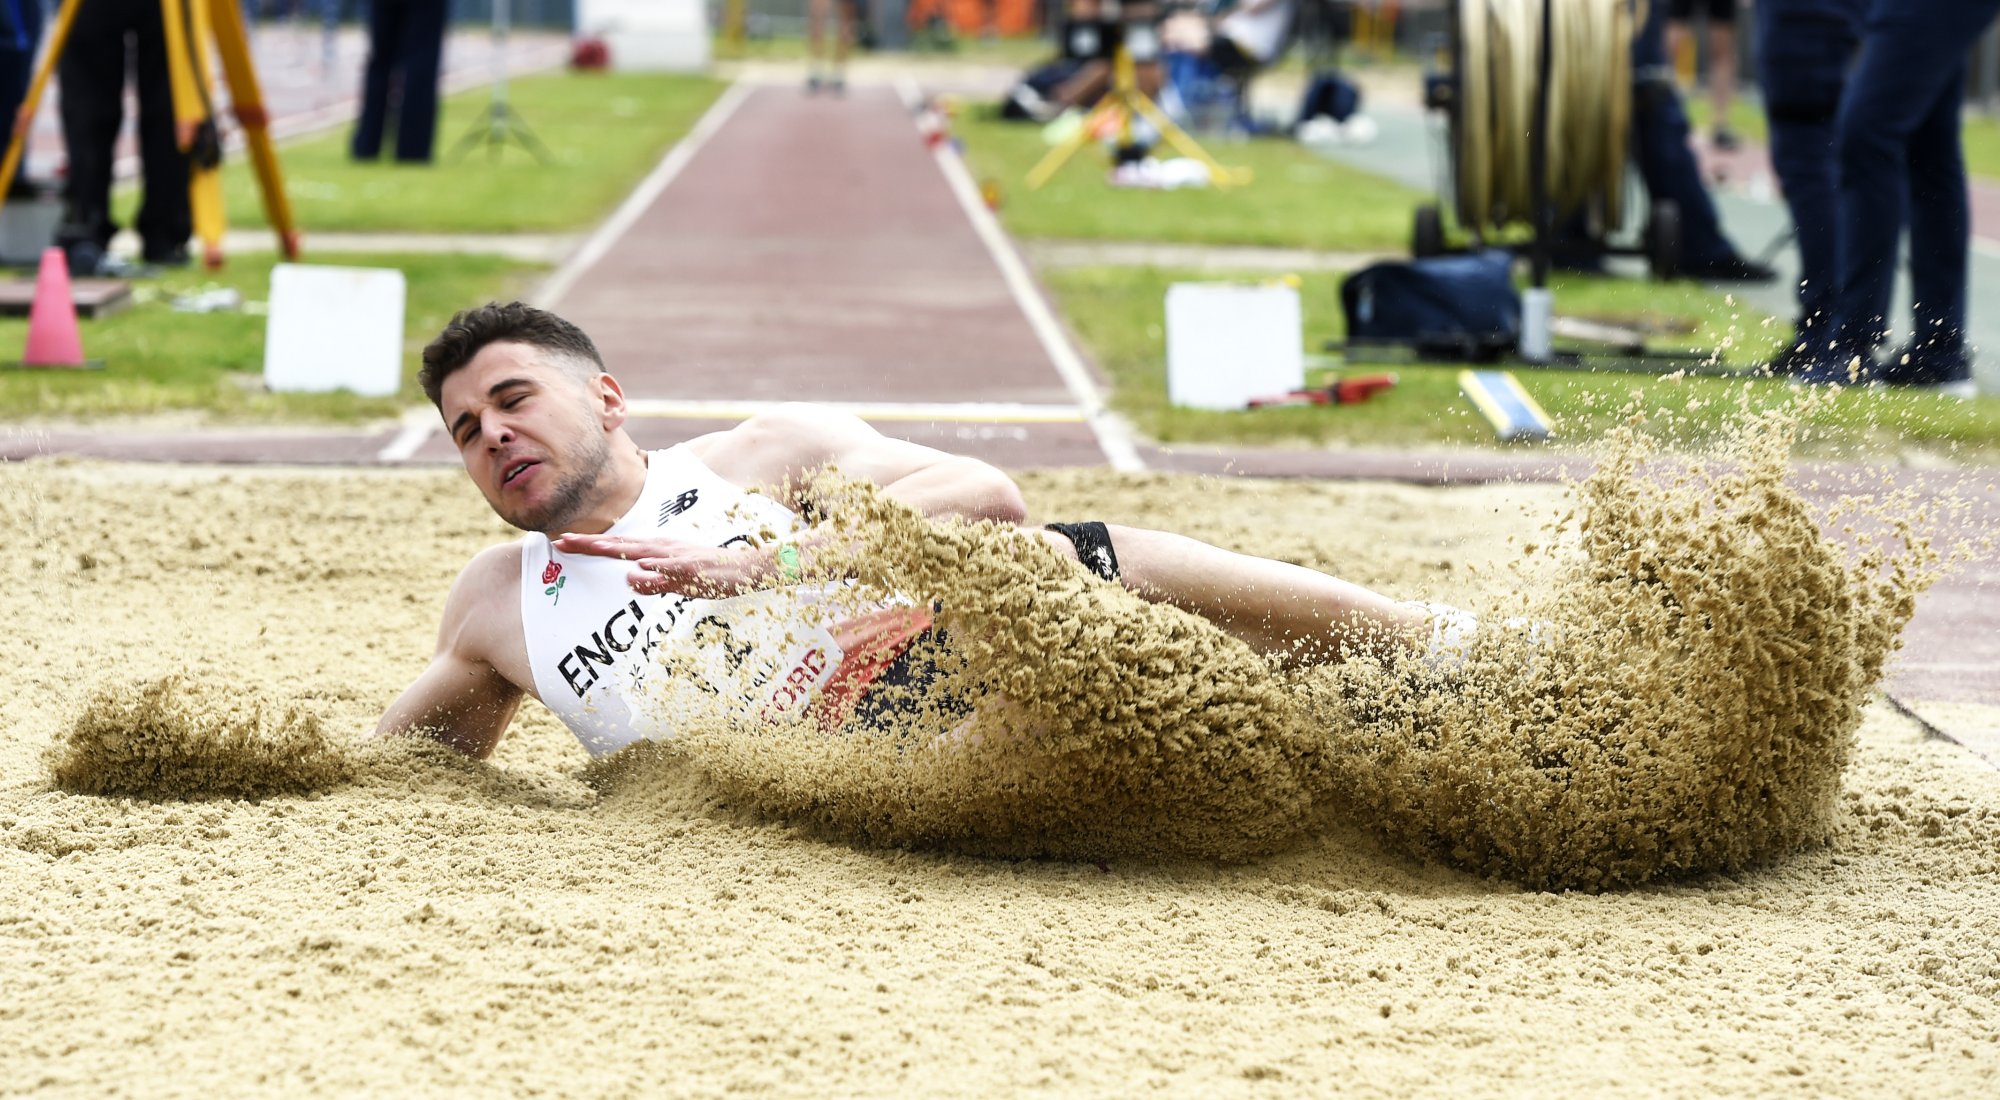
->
[658, 489, 699, 525]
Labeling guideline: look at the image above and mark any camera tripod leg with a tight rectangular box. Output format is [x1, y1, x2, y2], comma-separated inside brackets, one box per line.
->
[162, 0, 228, 265]
[1023, 44, 1248, 192]
[1025, 96, 1125, 191]
[208, 0, 301, 259]
[1123, 88, 1251, 189]
[504, 107, 554, 164]
[449, 100, 551, 164]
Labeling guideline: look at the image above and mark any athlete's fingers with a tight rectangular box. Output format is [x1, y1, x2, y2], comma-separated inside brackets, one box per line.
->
[555, 533, 702, 560]
[631, 557, 739, 599]
[625, 568, 685, 596]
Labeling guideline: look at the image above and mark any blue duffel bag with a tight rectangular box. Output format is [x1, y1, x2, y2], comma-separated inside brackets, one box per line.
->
[1340, 249, 1521, 361]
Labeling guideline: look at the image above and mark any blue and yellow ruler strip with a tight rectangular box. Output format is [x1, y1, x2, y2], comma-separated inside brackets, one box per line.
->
[1458, 369, 1552, 443]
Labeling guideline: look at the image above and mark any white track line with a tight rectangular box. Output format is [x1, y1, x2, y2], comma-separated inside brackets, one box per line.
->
[627, 399, 1086, 423]
[385, 81, 747, 462]
[376, 405, 439, 463]
[895, 77, 1145, 472]
[533, 81, 754, 310]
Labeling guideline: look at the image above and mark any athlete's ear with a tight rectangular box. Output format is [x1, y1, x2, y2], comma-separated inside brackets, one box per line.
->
[594, 372, 630, 431]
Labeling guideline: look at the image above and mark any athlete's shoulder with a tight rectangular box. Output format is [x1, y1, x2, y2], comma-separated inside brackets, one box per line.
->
[691, 404, 868, 476]
[443, 542, 526, 622]
[437, 541, 529, 665]
[462, 540, 526, 585]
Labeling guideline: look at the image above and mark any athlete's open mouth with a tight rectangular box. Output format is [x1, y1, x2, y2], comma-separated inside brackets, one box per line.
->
[502, 459, 539, 487]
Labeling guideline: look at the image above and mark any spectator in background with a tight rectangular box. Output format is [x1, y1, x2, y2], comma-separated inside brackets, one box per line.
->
[1754, 0, 1863, 370]
[1796, 0, 2000, 393]
[807, 0, 859, 95]
[351, 0, 446, 163]
[56, 0, 192, 273]
[1207, 0, 1294, 81]
[1629, 0, 1771, 281]
[1665, 0, 1740, 149]
[0, 0, 44, 195]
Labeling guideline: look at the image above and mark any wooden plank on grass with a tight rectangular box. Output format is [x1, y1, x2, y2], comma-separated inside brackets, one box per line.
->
[0, 278, 133, 318]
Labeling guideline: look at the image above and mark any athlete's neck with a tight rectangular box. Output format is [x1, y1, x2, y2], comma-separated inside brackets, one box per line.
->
[540, 441, 650, 538]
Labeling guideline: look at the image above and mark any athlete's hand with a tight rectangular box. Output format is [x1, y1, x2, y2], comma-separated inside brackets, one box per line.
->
[552, 534, 775, 599]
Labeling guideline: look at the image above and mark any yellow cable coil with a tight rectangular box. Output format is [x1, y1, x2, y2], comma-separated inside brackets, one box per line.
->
[1455, 0, 1635, 234]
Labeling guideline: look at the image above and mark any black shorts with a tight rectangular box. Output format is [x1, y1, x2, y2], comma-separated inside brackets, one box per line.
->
[1045, 520, 1122, 583]
[848, 628, 975, 734]
[848, 522, 1120, 734]
[1668, 0, 1737, 22]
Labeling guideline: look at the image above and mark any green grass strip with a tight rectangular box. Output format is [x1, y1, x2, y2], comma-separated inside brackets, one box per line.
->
[956, 110, 1425, 251]
[0, 251, 544, 421]
[1045, 263, 2000, 456]
[215, 72, 727, 234]
[1965, 112, 2000, 185]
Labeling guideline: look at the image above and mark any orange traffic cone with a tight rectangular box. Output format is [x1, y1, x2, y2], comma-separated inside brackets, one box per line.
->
[21, 247, 89, 368]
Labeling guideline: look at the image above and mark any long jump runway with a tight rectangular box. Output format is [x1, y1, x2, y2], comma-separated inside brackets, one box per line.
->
[467, 80, 1131, 473]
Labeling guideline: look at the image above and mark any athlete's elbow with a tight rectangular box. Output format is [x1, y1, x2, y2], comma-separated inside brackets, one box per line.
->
[968, 468, 1029, 524]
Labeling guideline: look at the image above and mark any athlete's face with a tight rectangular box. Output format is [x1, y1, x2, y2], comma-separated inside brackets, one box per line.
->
[440, 341, 623, 535]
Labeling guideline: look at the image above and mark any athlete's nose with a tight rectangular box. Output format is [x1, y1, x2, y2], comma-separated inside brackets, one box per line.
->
[480, 408, 516, 449]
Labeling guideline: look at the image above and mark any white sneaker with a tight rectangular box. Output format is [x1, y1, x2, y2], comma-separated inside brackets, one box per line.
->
[1403, 601, 1479, 664]
[1402, 601, 1547, 668]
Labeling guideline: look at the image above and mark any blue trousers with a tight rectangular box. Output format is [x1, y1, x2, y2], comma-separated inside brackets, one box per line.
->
[0, 0, 42, 188]
[1832, 0, 2000, 369]
[1755, 0, 1862, 333]
[350, 0, 446, 163]
[1630, 0, 1737, 270]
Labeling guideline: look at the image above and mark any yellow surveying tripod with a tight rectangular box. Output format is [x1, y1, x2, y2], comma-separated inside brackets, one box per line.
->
[1025, 24, 1250, 192]
[0, 0, 301, 268]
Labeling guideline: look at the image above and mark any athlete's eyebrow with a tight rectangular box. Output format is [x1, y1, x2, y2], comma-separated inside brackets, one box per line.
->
[448, 378, 537, 443]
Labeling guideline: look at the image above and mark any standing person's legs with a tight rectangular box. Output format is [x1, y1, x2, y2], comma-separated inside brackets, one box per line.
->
[1901, 53, 1973, 378]
[54, 0, 129, 270]
[390, 0, 446, 161]
[1663, 0, 1694, 84]
[131, 0, 194, 263]
[1755, 0, 1859, 343]
[350, 0, 409, 160]
[0, 0, 45, 180]
[1704, 0, 1739, 144]
[1828, 0, 2000, 369]
[807, 0, 846, 90]
[1631, 0, 1759, 276]
[808, 0, 830, 71]
[835, 0, 857, 69]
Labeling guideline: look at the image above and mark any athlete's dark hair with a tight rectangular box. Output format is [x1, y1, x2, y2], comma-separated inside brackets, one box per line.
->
[420, 301, 606, 408]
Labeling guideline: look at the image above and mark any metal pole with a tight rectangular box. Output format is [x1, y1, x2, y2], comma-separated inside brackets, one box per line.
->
[1520, 0, 1555, 362]
[1529, 0, 1552, 290]
[495, 0, 511, 117]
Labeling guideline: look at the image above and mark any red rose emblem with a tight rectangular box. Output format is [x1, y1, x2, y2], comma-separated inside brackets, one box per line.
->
[542, 562, 563, 585]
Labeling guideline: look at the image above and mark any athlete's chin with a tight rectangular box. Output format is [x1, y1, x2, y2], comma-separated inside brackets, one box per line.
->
[494, 494, 564, 536]
[495, 489, 589, 537]
[498, 501, 563, 535]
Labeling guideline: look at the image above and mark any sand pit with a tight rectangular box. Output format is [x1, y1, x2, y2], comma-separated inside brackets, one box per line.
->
[4, 455, 1998, 1095]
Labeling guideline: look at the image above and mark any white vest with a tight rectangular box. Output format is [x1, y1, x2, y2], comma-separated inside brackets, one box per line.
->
[520, 446, 852, 757]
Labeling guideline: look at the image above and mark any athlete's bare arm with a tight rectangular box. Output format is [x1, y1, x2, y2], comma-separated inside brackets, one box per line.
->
[562, 407, 1428, 664]
[373, 543, 533, 757]
[692, 404, 1028, 524]
[553, 404, 1030, 596]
